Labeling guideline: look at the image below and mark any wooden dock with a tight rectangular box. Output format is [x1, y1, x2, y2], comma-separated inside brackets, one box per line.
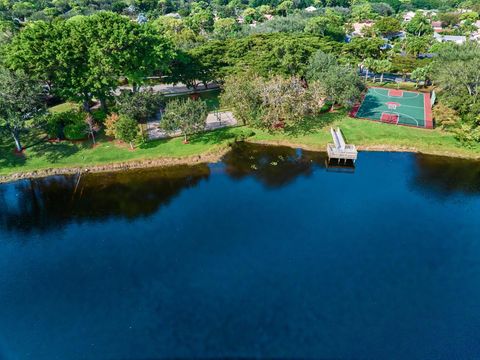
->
[327, 127, 358, 163]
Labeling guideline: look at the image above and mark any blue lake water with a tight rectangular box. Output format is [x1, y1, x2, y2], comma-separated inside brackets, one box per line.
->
[1, 144, 480, 359]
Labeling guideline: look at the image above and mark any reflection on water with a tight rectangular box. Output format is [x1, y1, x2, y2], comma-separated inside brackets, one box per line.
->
[413, 154, 480, 196]
[0, 164, 210, 233]
[1, 144, 480, 359]
[2, 144, 480, 234]
[222, 143, 328, 188]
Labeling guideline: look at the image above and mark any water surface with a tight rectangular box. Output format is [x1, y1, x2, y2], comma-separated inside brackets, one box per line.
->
[1, 144, 480, 359]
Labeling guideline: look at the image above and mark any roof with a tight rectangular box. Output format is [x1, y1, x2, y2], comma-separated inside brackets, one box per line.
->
[434, 33, 467, 42]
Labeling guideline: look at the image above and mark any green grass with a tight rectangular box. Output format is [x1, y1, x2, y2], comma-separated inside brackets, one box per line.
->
[2, 111, 480, 177]
[0, 127, 246, 176]
[248, 111, 480, 158]
[49, 102, 79, 113]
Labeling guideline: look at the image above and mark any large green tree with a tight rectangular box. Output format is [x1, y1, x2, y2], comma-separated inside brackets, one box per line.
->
[307, 50, 364, 109]
[0, 69, 45, 152]
[6, 12, 174, 111]
[433, 42, 480, 115]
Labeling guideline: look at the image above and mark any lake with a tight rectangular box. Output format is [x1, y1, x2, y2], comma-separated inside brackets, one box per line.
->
[1, 144, 480, 359]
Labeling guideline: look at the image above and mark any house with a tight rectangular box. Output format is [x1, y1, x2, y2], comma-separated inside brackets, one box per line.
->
[434, 32, 467, 44]
[351, 21, 374, 37]
[403, 9, 437, 22]
[403, 11, 416, 22]
[264, 14, 274, 21]
[164, 12, 181, 19]
[431, 20, 443, 32]
[305, 6, 317, 12]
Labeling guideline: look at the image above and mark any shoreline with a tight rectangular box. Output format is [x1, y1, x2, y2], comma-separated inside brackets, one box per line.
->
[247, 139, 480, 160]
[1, 141, 480, 184]
[0, 147, 230, 184]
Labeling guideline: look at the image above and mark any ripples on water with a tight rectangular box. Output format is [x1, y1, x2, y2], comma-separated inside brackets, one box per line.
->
[1, 144, 480, 359]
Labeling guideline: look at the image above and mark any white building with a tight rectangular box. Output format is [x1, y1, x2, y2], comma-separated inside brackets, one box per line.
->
[434, 32, 467, 44]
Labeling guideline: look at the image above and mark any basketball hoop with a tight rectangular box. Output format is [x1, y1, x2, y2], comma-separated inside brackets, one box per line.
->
[386, 101, 400, 110]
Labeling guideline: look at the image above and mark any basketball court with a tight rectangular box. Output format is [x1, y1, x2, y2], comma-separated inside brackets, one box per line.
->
[353, 87, 433, 129]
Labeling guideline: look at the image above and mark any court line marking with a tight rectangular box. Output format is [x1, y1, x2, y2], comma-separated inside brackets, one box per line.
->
[370, 88, 422, 99]
[359, 110, 421, 126]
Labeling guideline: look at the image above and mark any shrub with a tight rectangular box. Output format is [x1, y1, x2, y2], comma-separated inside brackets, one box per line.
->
[433, 103, 460, 130]
[64, 122, 86, 140]
[104, 113, 120, 138]
[43, 110, 86, 139]
[115, 115, 140, 149]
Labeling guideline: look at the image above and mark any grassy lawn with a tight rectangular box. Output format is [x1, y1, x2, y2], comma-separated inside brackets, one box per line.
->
[2, 110, 479, 177]
[49, 102, 79, 113]
[0, 128, 246, 176]
[248, 111, 480, 158]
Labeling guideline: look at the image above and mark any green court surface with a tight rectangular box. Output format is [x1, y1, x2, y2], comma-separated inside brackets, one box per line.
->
[354, 87, 433, 129]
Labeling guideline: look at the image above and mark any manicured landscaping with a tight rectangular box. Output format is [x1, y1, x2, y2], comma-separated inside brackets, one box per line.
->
[2, 111, 480, 178]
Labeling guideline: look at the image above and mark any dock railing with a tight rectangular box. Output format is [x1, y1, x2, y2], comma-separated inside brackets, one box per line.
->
[327, 128, 358, 162]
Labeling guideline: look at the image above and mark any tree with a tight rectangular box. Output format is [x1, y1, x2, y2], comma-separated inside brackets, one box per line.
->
[276, 1, 294, 16]
[220, 72, 263, 126]
[185, 6, 214, 33]
[7, 12, 174, 111]
[411, 65, 432, 87]
[305, 15, 345, 41]
[405, 12, 433, 36]
[404, 35, 432, 56]
[242, 8, 259, 24]
[115, 115, 140, 149]
[374, 17, 402, 37]
[432, 42, 480, 115]
[0, 69, 45, 152]
[350, 2, 375, 21]
[362, 57, 376, 80]
[221, 73, 325, 129]
[5, 21, 62, 92]
[306, 50, 365, 110]
[160, 98, 208, 142]
[373, 59, 392, 82]
[345, 37, 385, 60]
[257, 76, 325, 128]
[116, 89, 164, 122]
[213, 18, 239, 39]
[306, 50, 338, 79]
[371, 3, 394, 16]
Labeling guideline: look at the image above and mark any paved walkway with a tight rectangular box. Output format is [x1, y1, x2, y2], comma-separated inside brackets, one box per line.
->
[146, 111, 237, 140]
[117, 82, 220, 96]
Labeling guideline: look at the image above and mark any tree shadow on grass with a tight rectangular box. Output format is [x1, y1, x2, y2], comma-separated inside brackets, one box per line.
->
[28, 141, 82, 164]
[138, 137, 170, 150]
[0, 146, 27, 168]
[189, 127, 237, 145]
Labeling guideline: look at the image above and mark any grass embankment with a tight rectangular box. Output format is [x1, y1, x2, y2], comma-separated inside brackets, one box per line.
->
[1, 110, 480, 179]
[249, 111, 480, 159]
[0, 127, 245, 177]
